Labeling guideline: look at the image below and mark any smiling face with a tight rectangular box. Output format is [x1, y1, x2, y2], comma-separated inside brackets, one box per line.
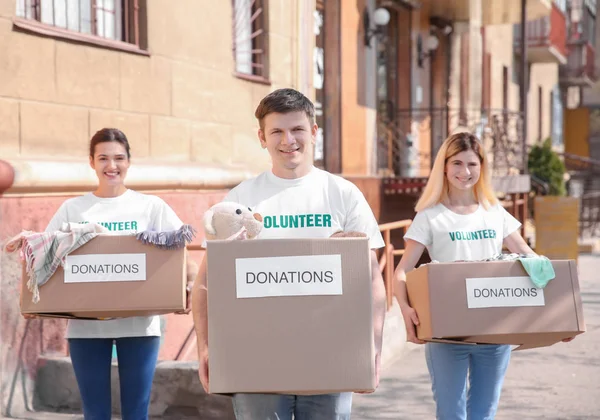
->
[89, 141, 130, 187]
[445, 149, 482, 192]
[258, 111, 317, 179]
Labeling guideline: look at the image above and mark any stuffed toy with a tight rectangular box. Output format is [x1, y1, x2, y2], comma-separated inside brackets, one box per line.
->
[203, 201, 263, 240]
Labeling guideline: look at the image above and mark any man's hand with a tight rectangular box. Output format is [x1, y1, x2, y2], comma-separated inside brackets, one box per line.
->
[355, 352, 381, 394]
[198, 347, 210, 393]
[401, 305, 426, 345]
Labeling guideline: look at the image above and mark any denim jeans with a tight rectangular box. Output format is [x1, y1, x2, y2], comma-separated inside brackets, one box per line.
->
[232, 392, 352, 420]
[425, 342, 511, 420]
[68, 336, 160, 420]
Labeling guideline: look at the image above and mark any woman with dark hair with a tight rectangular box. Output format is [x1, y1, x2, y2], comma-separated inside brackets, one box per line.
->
[45, 128, 195, 419]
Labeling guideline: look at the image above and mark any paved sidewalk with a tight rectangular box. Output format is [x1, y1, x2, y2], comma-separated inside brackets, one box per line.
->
[353, 254, 600, 419]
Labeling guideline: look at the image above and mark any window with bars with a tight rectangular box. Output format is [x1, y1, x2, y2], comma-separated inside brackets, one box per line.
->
[232, 0, 269, 82]
[15, 0, 144, 51]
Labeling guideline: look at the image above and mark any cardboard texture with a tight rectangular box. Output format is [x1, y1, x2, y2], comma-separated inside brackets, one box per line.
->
[206, 237, 375, 394]
[20, 235, 186, 319]
[407, 260, 585, 350]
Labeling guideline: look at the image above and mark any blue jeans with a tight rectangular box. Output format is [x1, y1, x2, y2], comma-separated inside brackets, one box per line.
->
[425, 342, 511, 420]
[232, 392, 352, 420]
[68, 337, 160, 420]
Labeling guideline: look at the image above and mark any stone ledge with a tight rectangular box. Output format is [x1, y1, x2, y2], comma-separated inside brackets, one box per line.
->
[33, 357, 234, 419]
[4, 158, 262, 194]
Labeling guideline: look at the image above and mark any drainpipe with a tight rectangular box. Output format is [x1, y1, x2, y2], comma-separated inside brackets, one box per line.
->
[0, 160, 15, 194]
[520, 0, 529, 173]
[429, 47, 436, 169]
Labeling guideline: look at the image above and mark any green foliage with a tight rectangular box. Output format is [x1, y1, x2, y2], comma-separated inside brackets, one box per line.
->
[528, 138, 566, 196]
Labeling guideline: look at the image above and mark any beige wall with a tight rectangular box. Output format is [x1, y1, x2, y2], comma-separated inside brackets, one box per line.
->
[483, 24, 558, 145]
[0, 0, 313, 191]
[340, 0, 374, 176]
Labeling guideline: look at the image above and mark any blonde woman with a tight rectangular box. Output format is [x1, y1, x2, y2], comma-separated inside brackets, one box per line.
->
[394, 132, 535, 419]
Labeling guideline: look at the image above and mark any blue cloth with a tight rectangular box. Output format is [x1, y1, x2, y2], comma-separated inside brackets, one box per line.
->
[68, 337, 160, 420]
[425, 342, 511, 420]
[232, 392, 352, 420]
[518, 256, 556, 288]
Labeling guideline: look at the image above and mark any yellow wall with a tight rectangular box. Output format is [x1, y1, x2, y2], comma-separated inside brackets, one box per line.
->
[485, 24, 558, 145]
[0, 0, 309, 183]
[564, 108, 590, 158]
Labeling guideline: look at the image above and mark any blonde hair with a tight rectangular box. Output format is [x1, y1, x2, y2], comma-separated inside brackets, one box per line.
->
[415, 132, 498, 212]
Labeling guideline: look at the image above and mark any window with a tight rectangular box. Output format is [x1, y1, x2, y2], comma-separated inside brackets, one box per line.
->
[232, 0, 269, 83]
[538, 85, 543, 141]
[502, 65, 509, 110]
[15, 0, 145, 53]
[459, 32, 469, 123]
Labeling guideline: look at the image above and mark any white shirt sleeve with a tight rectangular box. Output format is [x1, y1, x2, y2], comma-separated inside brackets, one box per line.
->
[223, 187, 240, 204]
[151, 198, 184, 231]
[45, 201, 69, 233]
[501, 205, 522, 238]
[404, 210, 432, 247]
[343, 185, 385, 250]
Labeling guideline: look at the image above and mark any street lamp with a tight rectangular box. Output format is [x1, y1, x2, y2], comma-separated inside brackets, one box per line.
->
[417, 33, 440, 68]
[364, 7, 391, 47]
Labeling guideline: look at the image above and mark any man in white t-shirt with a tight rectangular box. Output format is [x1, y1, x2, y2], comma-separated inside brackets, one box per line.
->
[191, 88, 385, 419]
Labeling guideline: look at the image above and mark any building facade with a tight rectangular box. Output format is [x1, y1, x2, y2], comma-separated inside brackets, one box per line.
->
[2, 0, 594, 416]
[0, 0, 315, 415]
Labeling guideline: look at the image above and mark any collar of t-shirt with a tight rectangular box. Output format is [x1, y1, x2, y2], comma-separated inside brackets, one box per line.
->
[265, 166, 317, 187]
[87, 189, 134, 204]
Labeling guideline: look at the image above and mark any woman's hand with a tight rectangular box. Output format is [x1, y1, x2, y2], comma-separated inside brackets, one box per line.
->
[400, 304, 426, 345]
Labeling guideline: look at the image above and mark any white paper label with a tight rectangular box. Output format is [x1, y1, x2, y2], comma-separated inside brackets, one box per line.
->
[64, 253, 146, 283]
[235, 254, 343, 299]
[465, 276, 545, 308]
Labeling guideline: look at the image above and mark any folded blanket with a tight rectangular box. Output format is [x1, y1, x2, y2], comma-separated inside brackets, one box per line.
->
[4, 222, 108, 303]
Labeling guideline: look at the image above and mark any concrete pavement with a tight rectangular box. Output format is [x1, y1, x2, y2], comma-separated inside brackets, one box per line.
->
[353, 254, 600, 419]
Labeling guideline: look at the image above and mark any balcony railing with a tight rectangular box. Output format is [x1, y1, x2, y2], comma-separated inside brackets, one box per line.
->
[377, 108, 525, 178]
[514, 2, 568, 63]
[560, 41, 597, 85]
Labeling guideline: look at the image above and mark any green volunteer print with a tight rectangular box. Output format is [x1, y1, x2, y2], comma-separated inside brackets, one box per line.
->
[449, 229, 497, 241]
[262, 214, 332, 229]
[80, 220, 139, 231]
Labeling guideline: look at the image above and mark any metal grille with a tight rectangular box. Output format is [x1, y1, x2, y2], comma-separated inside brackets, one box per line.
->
[15, 0, 140, 45]
[513, 2, 568, 57]
[560, 42, 597, 84]
[232, 0, 269, 80]
[377, 108, 525, 178]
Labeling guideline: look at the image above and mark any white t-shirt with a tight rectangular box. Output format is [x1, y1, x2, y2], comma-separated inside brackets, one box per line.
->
[404, 203, 521, 262]
[45, 189, 183, 339]
[224, 167, 385, 249]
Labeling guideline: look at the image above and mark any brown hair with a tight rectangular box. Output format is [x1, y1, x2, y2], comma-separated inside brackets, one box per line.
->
[254, 88, 315, 129]
[89, 128, 131, 159]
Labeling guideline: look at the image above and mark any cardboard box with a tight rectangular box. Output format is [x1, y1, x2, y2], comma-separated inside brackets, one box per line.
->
[406, 260, 586, 350]
[206, 237, 374, 394]
[20, 235, 186, 319]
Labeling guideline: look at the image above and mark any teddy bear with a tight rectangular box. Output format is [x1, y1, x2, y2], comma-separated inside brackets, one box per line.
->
[203, 201, 263, 240]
